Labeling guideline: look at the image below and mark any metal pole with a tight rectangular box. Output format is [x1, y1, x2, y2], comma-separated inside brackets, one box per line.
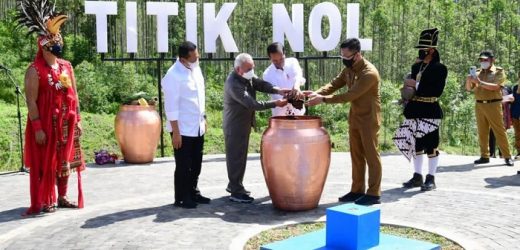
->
[304, 59, 311, 116]
[15, 84, 24, 172]
[4, 70, 26, 172]
[157, 59, 165, 157]
[304, 58, 310, 91]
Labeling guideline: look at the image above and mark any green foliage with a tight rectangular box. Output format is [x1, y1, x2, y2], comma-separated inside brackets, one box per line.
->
[0, 11, 35, 104]
[0, 101, 27, 172]
[74, 61, 156, 114]
[63, 34, 96, 67]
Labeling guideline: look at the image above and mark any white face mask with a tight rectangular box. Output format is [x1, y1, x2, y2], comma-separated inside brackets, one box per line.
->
[242, 69, 255, 80]
[188, 59, 199, 69]
[480, 62, 491, 69]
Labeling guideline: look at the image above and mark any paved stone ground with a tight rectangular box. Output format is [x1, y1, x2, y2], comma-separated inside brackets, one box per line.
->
[1, 153, 520, 250]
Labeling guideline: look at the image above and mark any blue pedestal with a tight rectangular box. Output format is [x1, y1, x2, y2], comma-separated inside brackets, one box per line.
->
[261, 204, 441, 250]
[326, 204, 380, 250]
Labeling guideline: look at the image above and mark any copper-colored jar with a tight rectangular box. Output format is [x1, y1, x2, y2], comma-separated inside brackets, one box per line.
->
[261, 116, 331, 211]
[115, 105, 161, 164]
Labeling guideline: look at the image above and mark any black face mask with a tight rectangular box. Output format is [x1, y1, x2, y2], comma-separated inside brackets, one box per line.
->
[49, 44, 63, 57]
[418, 50, 429, 60]
[343, 58, 354, 68]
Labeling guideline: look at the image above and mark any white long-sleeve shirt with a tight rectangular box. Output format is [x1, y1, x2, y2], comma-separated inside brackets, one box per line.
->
[263, 57, 306, 116]
[162, 59, 205, 137]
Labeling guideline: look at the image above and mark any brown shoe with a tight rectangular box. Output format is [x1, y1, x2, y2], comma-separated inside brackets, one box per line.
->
[58, 197, 78, 208]
[42, 205, 57, 213]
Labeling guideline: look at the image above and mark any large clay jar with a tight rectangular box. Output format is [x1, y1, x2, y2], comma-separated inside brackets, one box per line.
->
[115, 105, 161, 164]
[261, 116, 331, 211]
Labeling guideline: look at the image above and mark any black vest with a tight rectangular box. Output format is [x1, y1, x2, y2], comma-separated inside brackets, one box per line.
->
[403, 61, 448, 119]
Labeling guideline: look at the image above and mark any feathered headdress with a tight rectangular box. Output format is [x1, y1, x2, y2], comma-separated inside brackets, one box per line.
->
[16, 0, 68, 49]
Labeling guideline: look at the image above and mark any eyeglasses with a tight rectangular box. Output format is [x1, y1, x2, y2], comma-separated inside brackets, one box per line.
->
[340, 52, 357, 60]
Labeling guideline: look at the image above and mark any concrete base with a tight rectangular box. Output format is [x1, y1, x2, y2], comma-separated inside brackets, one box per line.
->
[261, 229, 441, 250]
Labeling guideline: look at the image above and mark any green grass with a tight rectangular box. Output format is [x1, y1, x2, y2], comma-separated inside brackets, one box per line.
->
[245, 222, 463, 250]
[0, 101, 120, 172]
[0, 101, 27, 172]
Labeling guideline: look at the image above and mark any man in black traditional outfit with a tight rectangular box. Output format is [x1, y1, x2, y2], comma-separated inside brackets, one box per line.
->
[393, 28, 448, 191]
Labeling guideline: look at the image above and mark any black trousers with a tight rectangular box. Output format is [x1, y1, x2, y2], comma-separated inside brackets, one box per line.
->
[415, 129, 440, 157]
[489, 129, 501, 157]
[172, 134, 204, 202]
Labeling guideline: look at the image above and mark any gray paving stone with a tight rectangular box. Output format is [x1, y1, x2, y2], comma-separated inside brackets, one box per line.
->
[0, 153, 519, 250]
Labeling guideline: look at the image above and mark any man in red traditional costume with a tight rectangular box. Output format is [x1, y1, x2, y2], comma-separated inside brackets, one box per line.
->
[17, 0, 84, 215]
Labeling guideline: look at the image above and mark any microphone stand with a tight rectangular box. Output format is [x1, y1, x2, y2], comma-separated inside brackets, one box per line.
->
[1, 68, 26, 173]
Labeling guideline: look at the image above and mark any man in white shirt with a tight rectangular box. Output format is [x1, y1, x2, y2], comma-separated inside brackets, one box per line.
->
[162, 41, 209, 209]
[263, 42, 306, 116]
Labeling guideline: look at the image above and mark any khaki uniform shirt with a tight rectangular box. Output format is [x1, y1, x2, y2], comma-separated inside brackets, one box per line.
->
[474, 65, 506, 101]
[316, 58, 381, 129]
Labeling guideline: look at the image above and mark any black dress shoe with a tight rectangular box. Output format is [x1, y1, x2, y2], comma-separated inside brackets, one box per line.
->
[226, 187, 251, 195]
[174, 197, 197, 209]
[338, 192, 364, 203]
[173, 201, 197, 209]
[474, 157, 490, 164]
[229, 193, 254, 203]
[505, 158, 514, 167]
[194, 194, 211, 204]
[421, 174, 436, 191]
[354, 195, 381, 206]
[402, 173, 423, 188]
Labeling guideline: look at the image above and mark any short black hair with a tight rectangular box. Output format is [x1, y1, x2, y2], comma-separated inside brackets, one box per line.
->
[340, 38, 361, 52]
[267, 42, 284, 57]
[178, 41, 197, 59]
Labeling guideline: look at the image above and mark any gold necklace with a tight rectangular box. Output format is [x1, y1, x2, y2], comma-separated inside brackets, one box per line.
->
[416, 63, 430, 83]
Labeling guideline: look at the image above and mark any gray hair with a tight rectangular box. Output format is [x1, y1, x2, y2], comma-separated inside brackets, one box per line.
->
[234, 53, 253, 69]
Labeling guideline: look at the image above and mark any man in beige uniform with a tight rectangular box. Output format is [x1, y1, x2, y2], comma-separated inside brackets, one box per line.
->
[306, 38, 382, 205]
[466, 50, 514, 166]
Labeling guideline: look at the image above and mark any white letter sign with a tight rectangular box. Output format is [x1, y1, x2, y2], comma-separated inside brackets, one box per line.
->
[85, 1, 118, 53]
[86, 2, 374, 54]
[308, 2, 342, 52]
[147, 2, 179, 53]
[203, 3, 238, 53]
[185, 3, 198, 45]
[126, 2, 138, 53]
[347, 3, 372, 51]
[272, 4, 304, 52]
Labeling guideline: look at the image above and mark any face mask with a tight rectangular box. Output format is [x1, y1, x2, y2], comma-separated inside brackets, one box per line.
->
[342, 52, 357, 68]
[242, 69, 255, 80]
[480, 62, 491, 69]
[49, 43, 63, 57]
[189, 59, 199, 69]
[418, 50, 429, 60]
[342, 58, 354, 68]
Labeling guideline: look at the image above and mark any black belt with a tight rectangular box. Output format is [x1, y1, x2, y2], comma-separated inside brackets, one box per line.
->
[476, 99, 502, 104]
